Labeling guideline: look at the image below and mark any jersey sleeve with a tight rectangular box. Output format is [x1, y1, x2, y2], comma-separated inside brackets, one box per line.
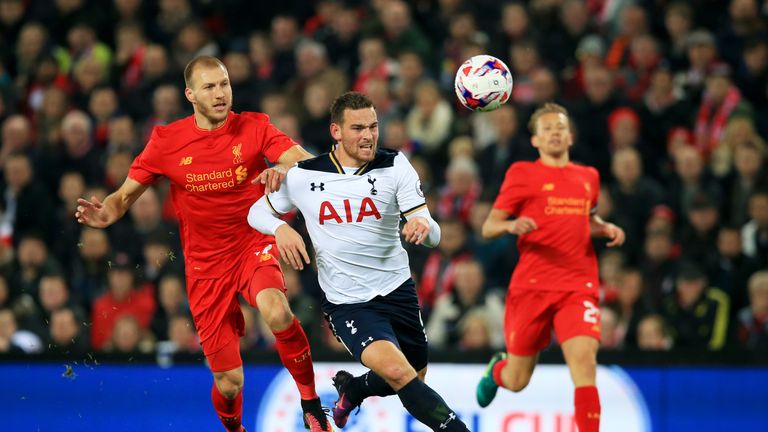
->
[394, 153, 428, 217]
[246, 112, 299, 164]
[128, 128, 164, 184]
[264, 172, 296, 215]
[493, 163, 526, 215]
[589, 167, 600, 215]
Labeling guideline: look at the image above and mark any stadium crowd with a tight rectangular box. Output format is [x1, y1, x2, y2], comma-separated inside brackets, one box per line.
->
[0, 0, 767, 358]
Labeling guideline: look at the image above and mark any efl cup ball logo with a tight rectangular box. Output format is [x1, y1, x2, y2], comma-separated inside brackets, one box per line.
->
[454, 55, 514, 112]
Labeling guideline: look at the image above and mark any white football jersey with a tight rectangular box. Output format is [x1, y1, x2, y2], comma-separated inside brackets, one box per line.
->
[266, 149, 428, 304]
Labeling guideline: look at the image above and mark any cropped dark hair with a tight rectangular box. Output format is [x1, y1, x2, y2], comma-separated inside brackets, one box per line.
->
[330, 92, 374, 125]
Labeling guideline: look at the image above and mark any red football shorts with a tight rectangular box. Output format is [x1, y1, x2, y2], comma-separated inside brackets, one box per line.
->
[186, 243, 286, 372]
[504, 289, 601, 356]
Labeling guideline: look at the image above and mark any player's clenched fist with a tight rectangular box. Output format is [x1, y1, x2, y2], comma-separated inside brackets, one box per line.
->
[508, 216, 537, 235]
[274, 224, 310, 270]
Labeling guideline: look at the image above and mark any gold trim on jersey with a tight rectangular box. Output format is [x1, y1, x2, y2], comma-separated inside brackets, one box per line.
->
[328, 151, 344, 174]
[401, 203, 427, 217]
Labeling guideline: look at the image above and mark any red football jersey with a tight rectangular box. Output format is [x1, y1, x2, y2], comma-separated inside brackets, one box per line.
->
[128, 112, 295, 278]
[494, 160, 600, 293]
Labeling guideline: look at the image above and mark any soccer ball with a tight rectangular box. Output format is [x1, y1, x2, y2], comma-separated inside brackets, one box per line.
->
[454, 55, 514, 112]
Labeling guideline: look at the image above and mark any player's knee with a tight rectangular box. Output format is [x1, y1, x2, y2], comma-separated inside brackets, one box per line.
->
[215, 372, 244, 399]
[263, 305, 295, 331]
[378, 363, 417, 388]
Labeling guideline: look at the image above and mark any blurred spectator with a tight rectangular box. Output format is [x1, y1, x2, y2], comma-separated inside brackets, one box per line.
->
[0, 0, 25, 66]
[106, 115, 139, 155]
[150, 274, 187, 341]
[69, 227, 110, 303]
[107, 314, 153, 354]
[90, 253, 156, 350]
[0, 307, 43, 353]
[406, 79, 454, 155]
[71, 55, 109, 111]
[0, 114, 37, 172]
[640, 229, 679, 310]
[742, 188, 768, 266]
[9, 232, 60, 301]
[392, 50, 425, 110]
[381, 118, 418, 157]
[734, 270, 768, 350]
[285, 39, 347, 117]
[604, 4, 649, 69]
[637, 65, 690, 180]
[126, 44, 175, 120]
[240, 304, 273, 351]
[540, 0, 594, 73]
[352, 36, 396, 93]
[679, 192, 722, 271]
[735, 38, 768, 137]
[600, 306, 621, 349]
[456, 310, 494, 351]
[676, 30, 719, 103]
[562, 34, 605, 101]
[111, 22, 147, 93]
[666, 146, 722, 220]
[711, 225, 762, 312]
[35, 87, 70, 152]
[662, 263, 730, 350]
[717, 0, 766, 68]
[171, 20, 219, 73]
[636, 314, 672, 351]
[618, 34, 662, 102]
[608, 147, 665, 260]
[269, 15, 301, 86]
[157, 314, 199, 354]
[141, 84, 184, 140]
[223, 51, 261, 113]
[13, 22, 66, 92]
[467, 199, 515, 289]
[491, 1, 536, 61]
[367, 0, 430, 63]
[476, 105, 535, 195]
[66, 22, 112, 82]
[662, 2, 694, 71]
[151, 0, 195, 46]
[88, 86, 119, 148]
[426, 259, 504, 349]
[47, 306, 89, 354]
[317, 4, 361, 79]
[416, 219, 472, 315]
[571, 64, 622, 177]
[611, 267, 653, 349]
[509, 39, 542, 106]
[437, 157, 481, 225]
[52, 110, 105, 185]
[693, 64, 753, 160]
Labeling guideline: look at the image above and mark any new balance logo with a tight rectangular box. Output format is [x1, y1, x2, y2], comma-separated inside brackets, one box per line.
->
[439, 412, 456, 429]
[179, 156, 193, 166]
[310, 182, 325, 191]
[361, 336, 373, 347]
[367, 175, 377, 195]
[346, 320, 358, 335]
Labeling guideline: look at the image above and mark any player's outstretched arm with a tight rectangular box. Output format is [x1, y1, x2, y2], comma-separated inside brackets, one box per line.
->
[76, 178, 149, 228]
[482, 208, 537, 239]
[589, 215, 625, 247]
[255, 145, 314, 193]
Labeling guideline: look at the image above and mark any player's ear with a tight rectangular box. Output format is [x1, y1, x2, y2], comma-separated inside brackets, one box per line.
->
[184, 87, 195, 104]
[330, 123, 342, 142]
[531, 134, 540, 149]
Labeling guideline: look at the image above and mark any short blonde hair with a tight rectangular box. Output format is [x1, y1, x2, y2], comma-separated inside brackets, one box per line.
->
[528, 102, 569, 135]
[748, 270, 768, 296]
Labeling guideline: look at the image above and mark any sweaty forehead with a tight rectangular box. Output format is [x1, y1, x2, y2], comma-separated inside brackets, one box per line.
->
[192, 65, 228, 87]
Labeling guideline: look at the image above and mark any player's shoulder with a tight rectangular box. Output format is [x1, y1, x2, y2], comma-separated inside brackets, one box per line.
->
[150, 115, 194, 141]
[507, 160, 537, 174]
[237, 111, 271, 124]
[358, 148, 399, 175]
[568, 162, 600, 179]
[296, 152, 340, 174]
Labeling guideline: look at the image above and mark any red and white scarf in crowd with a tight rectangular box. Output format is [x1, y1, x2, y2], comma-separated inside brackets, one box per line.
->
[437, 182, 481, 224]
[694, 86, 741, 158]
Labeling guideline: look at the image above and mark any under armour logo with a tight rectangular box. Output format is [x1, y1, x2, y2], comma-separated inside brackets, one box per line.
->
[345, 320, 357, 335]
[310, 182, 325, 191]
[361, 336, 373, 347]
[439, 412, 457, 429]
[367, 175, 377, 195]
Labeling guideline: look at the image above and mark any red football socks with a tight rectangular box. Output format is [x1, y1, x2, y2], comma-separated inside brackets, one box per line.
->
[492, 358, 509, 388]
[273, 317, 318, 400]
[574, 385, 601, 432]
[211, 384, 243, 432]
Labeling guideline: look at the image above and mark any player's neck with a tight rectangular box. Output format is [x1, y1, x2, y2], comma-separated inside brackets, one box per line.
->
[193, 113, 227, 131]
[539, 153, 569, 167]
[332, 149, 365, 168]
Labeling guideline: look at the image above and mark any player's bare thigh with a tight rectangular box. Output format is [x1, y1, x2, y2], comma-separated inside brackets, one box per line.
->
[561, 336, 599, 387]
[360, 340, 418, 391]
